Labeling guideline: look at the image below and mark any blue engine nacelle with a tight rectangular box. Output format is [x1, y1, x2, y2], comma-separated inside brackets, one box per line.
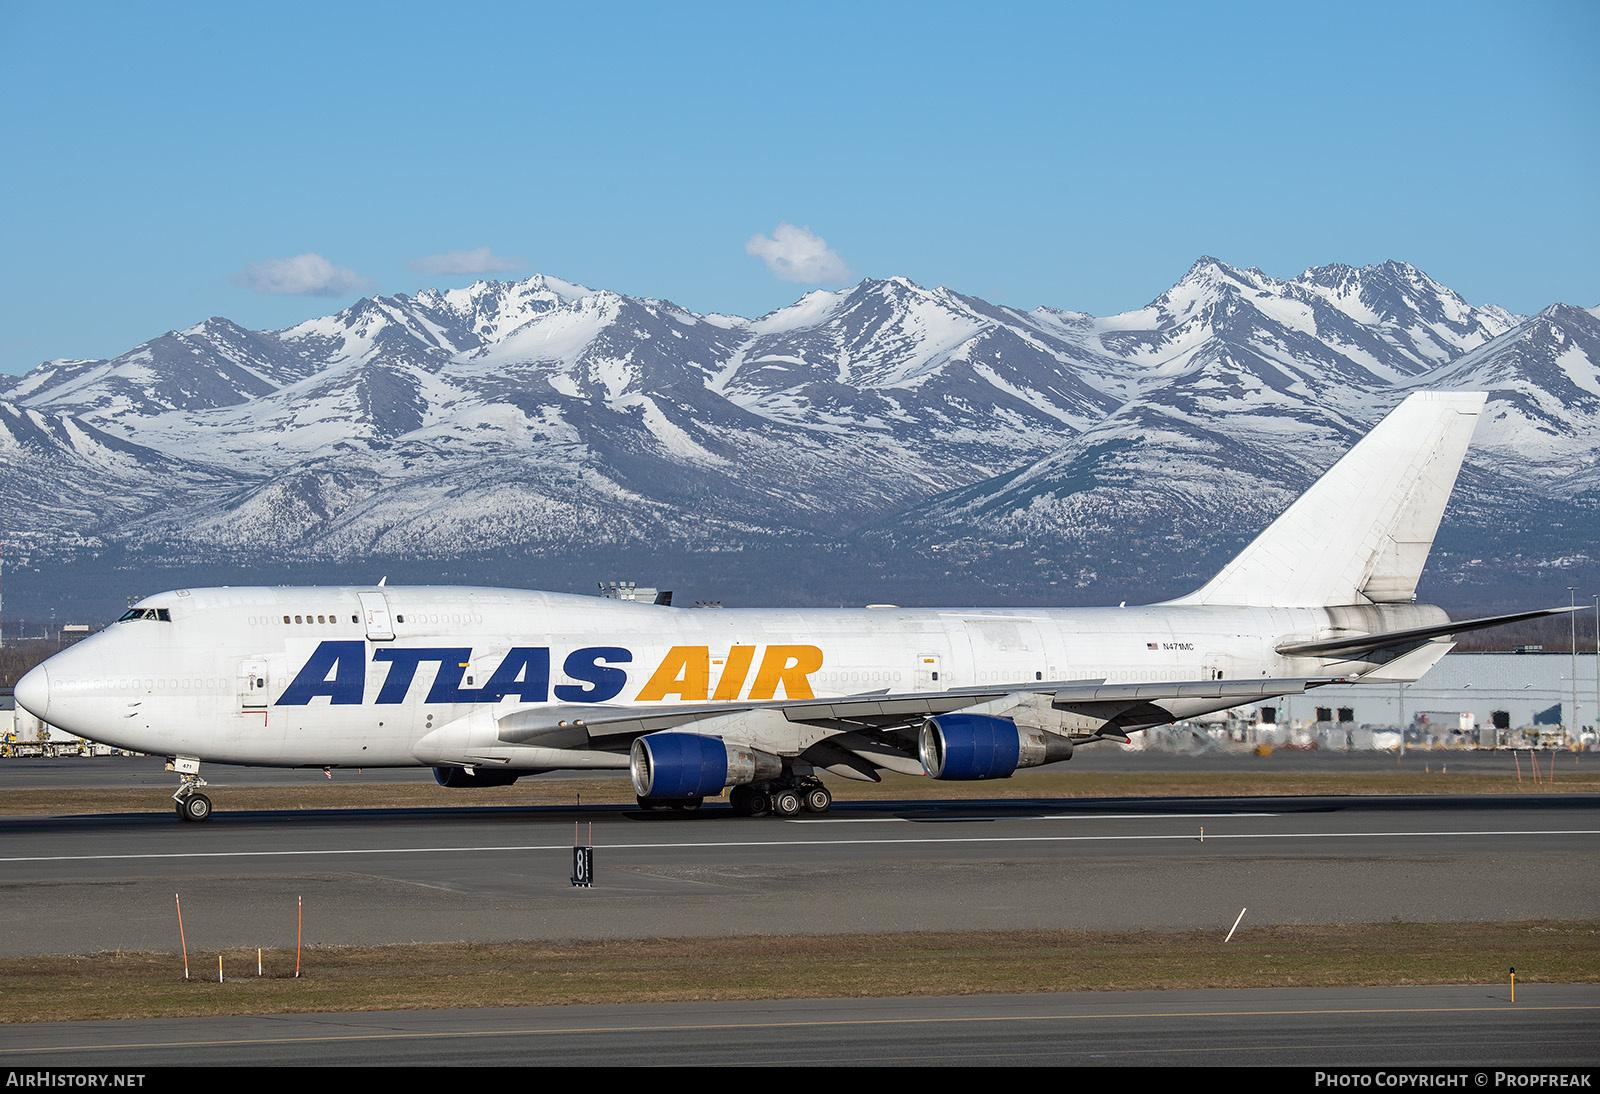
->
[630, 732, 782, 799]
[919, 713, 1023, 780]
[433, 765, 523, 789]
[918, 714, 1072, 780]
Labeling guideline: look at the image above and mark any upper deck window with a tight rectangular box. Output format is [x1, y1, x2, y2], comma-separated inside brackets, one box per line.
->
[117, 608, 171, 622]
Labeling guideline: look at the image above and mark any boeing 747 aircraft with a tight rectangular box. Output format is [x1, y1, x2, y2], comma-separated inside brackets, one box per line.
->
[14, 392, 1569, 820]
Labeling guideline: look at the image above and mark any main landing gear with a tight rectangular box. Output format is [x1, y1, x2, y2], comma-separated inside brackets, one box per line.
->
[634, 795, 704, 812]
[169, 757, 213, 823]
[728, 777, 831, 818]
[636, 777, 833, 818]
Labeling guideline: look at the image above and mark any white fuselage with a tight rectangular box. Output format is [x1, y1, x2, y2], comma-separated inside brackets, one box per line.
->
[19, 585, 1442, 768]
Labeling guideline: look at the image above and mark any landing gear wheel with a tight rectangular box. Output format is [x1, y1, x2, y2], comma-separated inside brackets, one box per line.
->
[638, 795, 703, 811]
[730, 787, 772, 817]
[803, 786, 832, 814]
[170, 763, 211, 822]
[772, 788, 802, 817]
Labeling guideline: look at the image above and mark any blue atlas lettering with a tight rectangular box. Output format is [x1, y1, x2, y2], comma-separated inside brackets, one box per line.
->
[478, 648, 551, 703]
[553, 646, 631, 703]
[425, 650, 483, 703]
[284, 645, 626, 705]
[373, 648, 471, 704]
[277, 641, 367, 705]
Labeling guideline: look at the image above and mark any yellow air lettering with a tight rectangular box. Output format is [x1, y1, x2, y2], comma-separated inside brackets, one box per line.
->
[713, 645, 756, 701]
[635, 646, 710, 702]
[749, 645, 824, 700]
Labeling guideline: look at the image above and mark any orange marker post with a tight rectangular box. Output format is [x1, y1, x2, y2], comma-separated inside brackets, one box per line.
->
[175, 893, 189, 981]
[295, 895, 303, 978]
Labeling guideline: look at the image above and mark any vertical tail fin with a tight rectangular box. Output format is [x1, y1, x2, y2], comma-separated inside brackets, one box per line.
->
[1171, 391, 1487, 608]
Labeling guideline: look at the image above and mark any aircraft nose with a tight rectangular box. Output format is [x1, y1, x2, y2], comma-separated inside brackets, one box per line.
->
[15, 663, 49, 719]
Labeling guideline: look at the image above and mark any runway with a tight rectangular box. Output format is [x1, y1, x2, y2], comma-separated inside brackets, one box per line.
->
[0, 745, 1569, 786]
[1, 790, 1596, 957]
[3, 757, 1597, 1068]
[4, 984, 1597, 1067]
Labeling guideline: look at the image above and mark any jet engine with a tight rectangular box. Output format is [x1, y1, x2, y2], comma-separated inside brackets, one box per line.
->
[630, 732, 782, 799]
[432, 766, 522, 789]
[918, 713, 1073, 780]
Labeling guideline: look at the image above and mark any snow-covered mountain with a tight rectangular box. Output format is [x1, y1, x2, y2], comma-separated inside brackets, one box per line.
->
[865, 261, 1597, 604]
[1411, 303, 1600, 484]
[2, 259, 1594, 614]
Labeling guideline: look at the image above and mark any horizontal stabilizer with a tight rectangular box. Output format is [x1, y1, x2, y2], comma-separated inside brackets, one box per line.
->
[1276, 606, 1581, 661]
[1049, 677, 1339, 705]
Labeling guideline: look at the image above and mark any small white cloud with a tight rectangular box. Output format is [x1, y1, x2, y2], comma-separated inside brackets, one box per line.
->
[745, 222, 852, 284]
[232, 253, 376, 297]
[409, 246, 524, 277]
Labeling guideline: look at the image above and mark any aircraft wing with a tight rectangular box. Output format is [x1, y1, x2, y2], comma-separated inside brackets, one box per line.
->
[493, 683, 1094, 746]
[493, 675, 1341, 751]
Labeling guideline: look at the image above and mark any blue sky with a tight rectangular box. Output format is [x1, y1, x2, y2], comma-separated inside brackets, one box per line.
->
[1, 0, 1595, 372]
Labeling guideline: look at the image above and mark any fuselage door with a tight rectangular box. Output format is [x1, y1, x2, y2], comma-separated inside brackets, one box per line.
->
[915, 653, 943, 691]
[358, 591, 395, 641]
[238, 658, 270, 711]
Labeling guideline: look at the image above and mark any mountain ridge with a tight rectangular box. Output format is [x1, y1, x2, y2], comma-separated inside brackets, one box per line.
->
[2, 258, 1594, 618]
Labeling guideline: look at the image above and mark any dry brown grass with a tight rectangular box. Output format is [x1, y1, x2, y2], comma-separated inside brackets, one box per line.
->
[3, 922, 1595, 1023]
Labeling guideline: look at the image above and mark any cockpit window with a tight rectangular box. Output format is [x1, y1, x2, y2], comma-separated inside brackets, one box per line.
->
[118, 608, 171, 622]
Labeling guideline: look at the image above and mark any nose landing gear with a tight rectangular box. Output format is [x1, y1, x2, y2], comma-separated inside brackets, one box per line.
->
[168, 757, 212, 823]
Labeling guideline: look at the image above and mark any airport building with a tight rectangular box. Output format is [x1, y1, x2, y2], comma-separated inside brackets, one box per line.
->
[1170, 652, 1599, 751]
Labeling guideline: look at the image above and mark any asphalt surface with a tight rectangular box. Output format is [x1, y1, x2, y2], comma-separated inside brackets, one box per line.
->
[4, 985, 1596, 1067]
[2, 786, 1597, 954]
[3, 755, 1596, 1068]
[1, 745, 1577, 788]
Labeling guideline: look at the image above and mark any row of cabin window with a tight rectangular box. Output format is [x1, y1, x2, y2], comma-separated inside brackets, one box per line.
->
[279, 613, 425, 624]
[279, 613, 428, 625]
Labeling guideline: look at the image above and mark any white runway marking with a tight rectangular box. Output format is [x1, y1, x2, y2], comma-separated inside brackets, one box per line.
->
[4, 828, 1597, 864]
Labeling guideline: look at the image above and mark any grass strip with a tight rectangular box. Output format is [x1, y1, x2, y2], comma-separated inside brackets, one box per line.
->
[3, 921, 1595, 1024]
